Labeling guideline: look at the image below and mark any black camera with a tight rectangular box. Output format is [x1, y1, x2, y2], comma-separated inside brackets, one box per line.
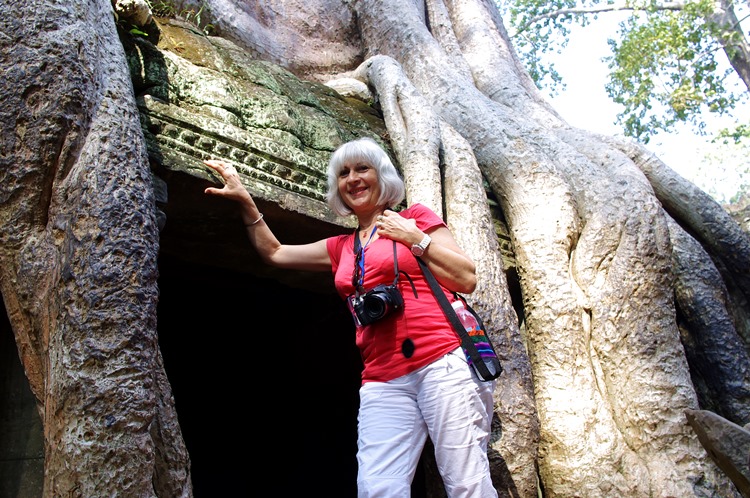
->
[352, 284, 404, 326]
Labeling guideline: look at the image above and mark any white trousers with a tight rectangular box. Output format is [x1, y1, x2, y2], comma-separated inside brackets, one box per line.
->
[356, 347, 498, 498]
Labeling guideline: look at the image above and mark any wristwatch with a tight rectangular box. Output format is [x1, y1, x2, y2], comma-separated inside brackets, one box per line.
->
[411, 234, 432, 256]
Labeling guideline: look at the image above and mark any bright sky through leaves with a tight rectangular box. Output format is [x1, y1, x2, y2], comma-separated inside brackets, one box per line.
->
[533, 14, 749, 204]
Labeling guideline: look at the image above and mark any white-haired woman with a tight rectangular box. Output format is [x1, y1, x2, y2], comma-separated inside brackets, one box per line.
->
[204, 136, 497, 497]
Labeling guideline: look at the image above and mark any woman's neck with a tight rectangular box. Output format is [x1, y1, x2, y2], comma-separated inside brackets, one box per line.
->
[357, 208, 385, 235]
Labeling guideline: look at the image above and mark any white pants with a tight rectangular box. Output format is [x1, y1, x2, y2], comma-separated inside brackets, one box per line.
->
[356, 347, 498, 498]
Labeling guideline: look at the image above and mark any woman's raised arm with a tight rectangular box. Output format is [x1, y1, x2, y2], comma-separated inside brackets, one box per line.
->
[204, 159, 332, 272]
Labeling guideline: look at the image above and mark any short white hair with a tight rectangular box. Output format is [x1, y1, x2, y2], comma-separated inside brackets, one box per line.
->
[325, 137, 405, 217]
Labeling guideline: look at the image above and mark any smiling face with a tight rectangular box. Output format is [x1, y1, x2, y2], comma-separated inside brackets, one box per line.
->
[338, 161, 382, 215]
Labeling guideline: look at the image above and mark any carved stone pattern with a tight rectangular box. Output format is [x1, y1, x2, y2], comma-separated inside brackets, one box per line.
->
[140, 96, 329, 201]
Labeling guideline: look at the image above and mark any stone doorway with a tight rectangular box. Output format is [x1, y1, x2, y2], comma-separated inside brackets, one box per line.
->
[156, 254, 363, 496]
[0, 299, 44, 498]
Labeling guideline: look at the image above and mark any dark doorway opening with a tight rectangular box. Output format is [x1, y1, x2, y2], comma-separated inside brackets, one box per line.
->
[0, 298, 44, 498]
[156, 254, 363, 497]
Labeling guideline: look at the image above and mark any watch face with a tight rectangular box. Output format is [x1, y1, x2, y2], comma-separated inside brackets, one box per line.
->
[411, 234, 430, 257]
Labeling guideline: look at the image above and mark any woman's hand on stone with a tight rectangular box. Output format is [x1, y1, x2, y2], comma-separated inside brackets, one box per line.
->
[203, 159, 251, 202]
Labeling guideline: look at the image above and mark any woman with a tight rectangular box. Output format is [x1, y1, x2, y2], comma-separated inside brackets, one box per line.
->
[204, 137, 497, 497]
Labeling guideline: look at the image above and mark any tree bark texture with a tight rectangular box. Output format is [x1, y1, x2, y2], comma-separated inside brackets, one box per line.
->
[0, 0, 190, 496]
[3, 0, 750, 496]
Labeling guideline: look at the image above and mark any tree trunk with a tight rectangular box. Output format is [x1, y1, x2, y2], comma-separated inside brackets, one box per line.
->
[0, 0, 191, 496]
[711, 0, 750, 94]
[3, 0, 750, 496]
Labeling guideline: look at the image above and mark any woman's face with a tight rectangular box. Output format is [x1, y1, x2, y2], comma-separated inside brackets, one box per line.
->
[338, 161, 381, 213]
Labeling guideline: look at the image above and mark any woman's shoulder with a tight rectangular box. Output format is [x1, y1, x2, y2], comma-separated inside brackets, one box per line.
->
[326, 232, 355, 265]
[399, 202, 428, 216]
[327, 232, 354, 248]
[400, 203, 444, 226]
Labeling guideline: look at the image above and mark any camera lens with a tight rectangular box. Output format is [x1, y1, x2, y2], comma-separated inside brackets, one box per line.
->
[351, 284, 403, 326]
[364, 294, 388, 320]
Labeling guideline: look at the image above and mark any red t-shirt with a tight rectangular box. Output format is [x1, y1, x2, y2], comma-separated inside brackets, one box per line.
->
[327, 203, 461, 383]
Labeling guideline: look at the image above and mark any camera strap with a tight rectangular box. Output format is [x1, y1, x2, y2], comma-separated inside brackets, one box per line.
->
[352, 230, 417, 299]
[416, 257, 501, 381]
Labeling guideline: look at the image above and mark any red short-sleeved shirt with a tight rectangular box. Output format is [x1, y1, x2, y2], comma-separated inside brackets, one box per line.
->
[327, 203, 460, 383]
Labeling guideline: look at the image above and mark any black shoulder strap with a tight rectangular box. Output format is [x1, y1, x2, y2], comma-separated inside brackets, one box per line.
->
[416, 258, 493, 380]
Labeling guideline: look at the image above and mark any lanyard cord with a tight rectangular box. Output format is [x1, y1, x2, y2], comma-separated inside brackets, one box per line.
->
[350, 226, 418, 299]
[353, 226, 377, 292]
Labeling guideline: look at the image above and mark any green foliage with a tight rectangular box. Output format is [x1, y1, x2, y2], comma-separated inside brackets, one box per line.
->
[113, 10, 150, 38]
[503, 0, 584, 95]
[145, 0, 215, 35]
[181, 2, 215, 35]
[717, 123, 750, 143]
[690, 136, 749, 204]
[604, 2, 741, 142]
[128, 26, 149, 37]
[499, 0, 748, 142]
[146, 0, 176, 18]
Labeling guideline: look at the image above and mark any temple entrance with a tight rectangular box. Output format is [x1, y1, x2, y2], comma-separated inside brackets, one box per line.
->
[156, 254, 363, 496]
[0, 299, 44, 498]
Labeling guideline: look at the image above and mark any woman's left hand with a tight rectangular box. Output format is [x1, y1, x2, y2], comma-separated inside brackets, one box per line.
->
[375, 209, 422, 246]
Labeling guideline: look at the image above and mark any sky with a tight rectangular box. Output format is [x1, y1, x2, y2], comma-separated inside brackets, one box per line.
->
[533, 14, 749, 203]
